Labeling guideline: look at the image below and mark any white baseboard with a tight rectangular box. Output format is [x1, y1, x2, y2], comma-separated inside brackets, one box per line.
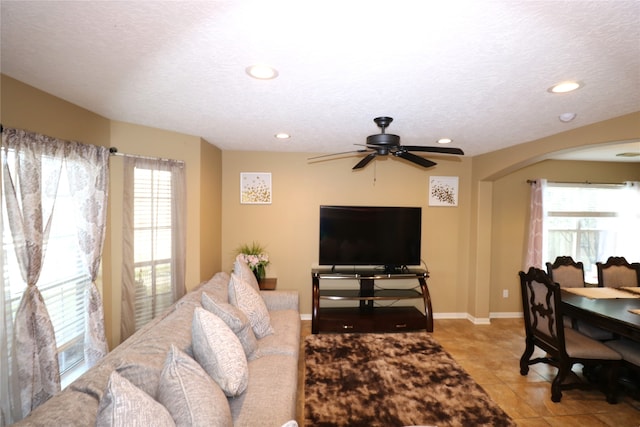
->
[489, 312, 523, 319]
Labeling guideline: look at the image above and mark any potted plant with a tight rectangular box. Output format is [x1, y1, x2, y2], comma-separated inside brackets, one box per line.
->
[236, 241, 270, 283]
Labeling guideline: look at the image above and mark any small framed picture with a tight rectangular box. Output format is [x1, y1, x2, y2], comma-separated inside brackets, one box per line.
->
[240, 172, 272, 204]
[429, 176, 459, 207]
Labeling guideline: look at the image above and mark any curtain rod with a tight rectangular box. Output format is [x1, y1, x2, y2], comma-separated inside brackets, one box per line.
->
[109, 147, 184, 164]
[527, 179, 625, 186]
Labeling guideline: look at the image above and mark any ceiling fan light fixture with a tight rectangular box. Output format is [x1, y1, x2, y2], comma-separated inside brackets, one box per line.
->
[246, 64, 279, 80]
[437, 138, 452, 144]
[548, 81, 583, 93]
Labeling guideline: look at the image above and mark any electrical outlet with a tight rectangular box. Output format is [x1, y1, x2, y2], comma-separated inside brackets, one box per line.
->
[502, 289, 509, 298]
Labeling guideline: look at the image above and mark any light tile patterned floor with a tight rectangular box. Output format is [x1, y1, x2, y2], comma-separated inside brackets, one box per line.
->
[298, 318, 640, 427]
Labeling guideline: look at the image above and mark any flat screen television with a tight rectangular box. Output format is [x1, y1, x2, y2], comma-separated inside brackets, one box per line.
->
[319, 205, 421, 271]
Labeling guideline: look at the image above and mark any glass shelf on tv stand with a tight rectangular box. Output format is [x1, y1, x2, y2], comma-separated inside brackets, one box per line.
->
[319, 288, 423, 300]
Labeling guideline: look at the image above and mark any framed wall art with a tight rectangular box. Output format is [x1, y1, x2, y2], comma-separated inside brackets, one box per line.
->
[429, 176, 459, 207]
[240, 172, 272, 204]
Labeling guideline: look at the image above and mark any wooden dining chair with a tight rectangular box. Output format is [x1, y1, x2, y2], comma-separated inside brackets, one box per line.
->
[519, 267, 621, 403]
[546, 256, 586, 288]
[596, 256, 640, 288]
[546, 256, 614, 340]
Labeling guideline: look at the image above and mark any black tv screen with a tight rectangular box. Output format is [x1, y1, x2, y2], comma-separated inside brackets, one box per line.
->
[319, 205, 422, 269]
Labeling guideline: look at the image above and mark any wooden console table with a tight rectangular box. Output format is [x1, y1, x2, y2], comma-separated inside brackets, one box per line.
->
[311, 268, 433, 334]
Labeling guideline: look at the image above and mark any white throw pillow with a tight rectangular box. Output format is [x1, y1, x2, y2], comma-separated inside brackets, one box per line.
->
[201, 292, 259, 359]
[191, 307, 249, 397]
[234, 254, 261, 292]
[228, 272, 274, 339]
[96, 371, 175, 427]
[158, 344, 232, 427]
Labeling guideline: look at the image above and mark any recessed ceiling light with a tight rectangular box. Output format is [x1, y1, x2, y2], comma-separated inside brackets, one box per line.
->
[246, 64, 278, 80]
[274, 133, 290, 139]
[548, 81, 583, 93]
[437, 138, 452, 144]
[558, 112, 577, 122]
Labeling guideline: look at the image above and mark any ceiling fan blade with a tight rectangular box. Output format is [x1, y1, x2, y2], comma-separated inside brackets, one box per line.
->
[352, 152, 377, 169]
[395, 151, 437, 168]
[402, 146, 464, 155]
[308, 149, 368, 161]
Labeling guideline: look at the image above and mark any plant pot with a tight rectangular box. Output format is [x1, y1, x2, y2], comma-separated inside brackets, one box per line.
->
[258, 278, 277, 291]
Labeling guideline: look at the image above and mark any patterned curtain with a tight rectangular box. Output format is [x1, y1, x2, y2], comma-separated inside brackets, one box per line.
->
[1, 128, 64, 420]
[0, 128, 110, 422]
[524, 178, 546, 269]
[64, 141, 110, 367]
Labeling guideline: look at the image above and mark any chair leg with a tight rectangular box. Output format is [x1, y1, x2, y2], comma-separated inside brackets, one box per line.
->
[551, 360, 571, 402]
[520, 339, 535, 375]
[605, 361, 619, 404]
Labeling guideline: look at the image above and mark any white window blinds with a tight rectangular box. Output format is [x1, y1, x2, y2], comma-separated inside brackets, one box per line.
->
[132, 167, 174, 329]
[120, 155, 186, 341]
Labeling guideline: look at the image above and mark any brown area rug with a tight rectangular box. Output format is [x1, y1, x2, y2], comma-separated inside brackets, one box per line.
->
[305, 332, 515, 427]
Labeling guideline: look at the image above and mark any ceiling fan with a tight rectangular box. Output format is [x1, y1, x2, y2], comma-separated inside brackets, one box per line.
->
[309, 116, 464, 170]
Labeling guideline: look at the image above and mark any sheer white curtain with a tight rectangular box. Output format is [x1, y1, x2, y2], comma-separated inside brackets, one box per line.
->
[2, 129, 64, 421]
[618, 181, 640, 260]
[524, 178, 546, 269]
[120, 156, 186, 341]
[64, 141, 110, 366]
[0, 128, 110, 423]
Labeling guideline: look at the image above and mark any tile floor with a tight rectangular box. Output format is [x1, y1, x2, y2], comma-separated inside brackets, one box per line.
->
[298, 318, 640, 427]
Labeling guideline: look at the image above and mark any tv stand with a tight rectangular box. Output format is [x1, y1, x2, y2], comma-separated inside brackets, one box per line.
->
[311, 268, 433, 334]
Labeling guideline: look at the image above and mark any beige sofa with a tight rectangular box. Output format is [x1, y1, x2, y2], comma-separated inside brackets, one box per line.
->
[14, 271, 301, 427]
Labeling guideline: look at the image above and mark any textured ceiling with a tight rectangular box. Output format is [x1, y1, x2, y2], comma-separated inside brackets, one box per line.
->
[1, 1, 639, 162]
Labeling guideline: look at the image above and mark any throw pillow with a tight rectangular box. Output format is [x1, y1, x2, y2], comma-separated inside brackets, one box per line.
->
[96, 371, 175, 427]
[191, 307, 249, 397]
[158, 344, 232, 427]
[201, 292, 258, 359]
[234, 254, 261, 292]
[228, 272, 274, 339]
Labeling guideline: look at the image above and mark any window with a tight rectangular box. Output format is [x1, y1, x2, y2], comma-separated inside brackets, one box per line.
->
[132, 167, 174, 330]
[543, 183, 640, 282]
[120, 156, 185, 340]
[2, 156, 89, 379]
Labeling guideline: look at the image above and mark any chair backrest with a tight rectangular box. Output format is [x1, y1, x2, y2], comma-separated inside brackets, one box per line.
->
[519, 267, 566, 356]
[546, 256, 585, 288]
[596, 256, 640, 288]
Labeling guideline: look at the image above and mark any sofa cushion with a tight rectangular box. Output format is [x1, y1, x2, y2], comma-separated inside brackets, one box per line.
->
[229, 354, 298, 427]
[192, 307, 249, 397]
[96, 371, 175, 427]
[234, 254, 261, 292]
[200, 271, 231, 302]
[255, 309, 301, 358]
[158, 344, 233, 427]
[228, 273, 274, 339]
[201, 292, 258, 359]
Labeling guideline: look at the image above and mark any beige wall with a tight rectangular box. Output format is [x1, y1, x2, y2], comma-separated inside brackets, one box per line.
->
[0, 75, 222, 349]
[200, 138, 223, 278]
[489, 160, 640, 315]
[469, 112, 640, 320]
[220, 114, 640, 319]
[221, 151, 473, 316]
[2, 73, 639, 335]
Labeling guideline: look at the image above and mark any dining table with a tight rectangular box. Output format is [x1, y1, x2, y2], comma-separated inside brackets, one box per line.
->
[561, 287, 640, 343]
